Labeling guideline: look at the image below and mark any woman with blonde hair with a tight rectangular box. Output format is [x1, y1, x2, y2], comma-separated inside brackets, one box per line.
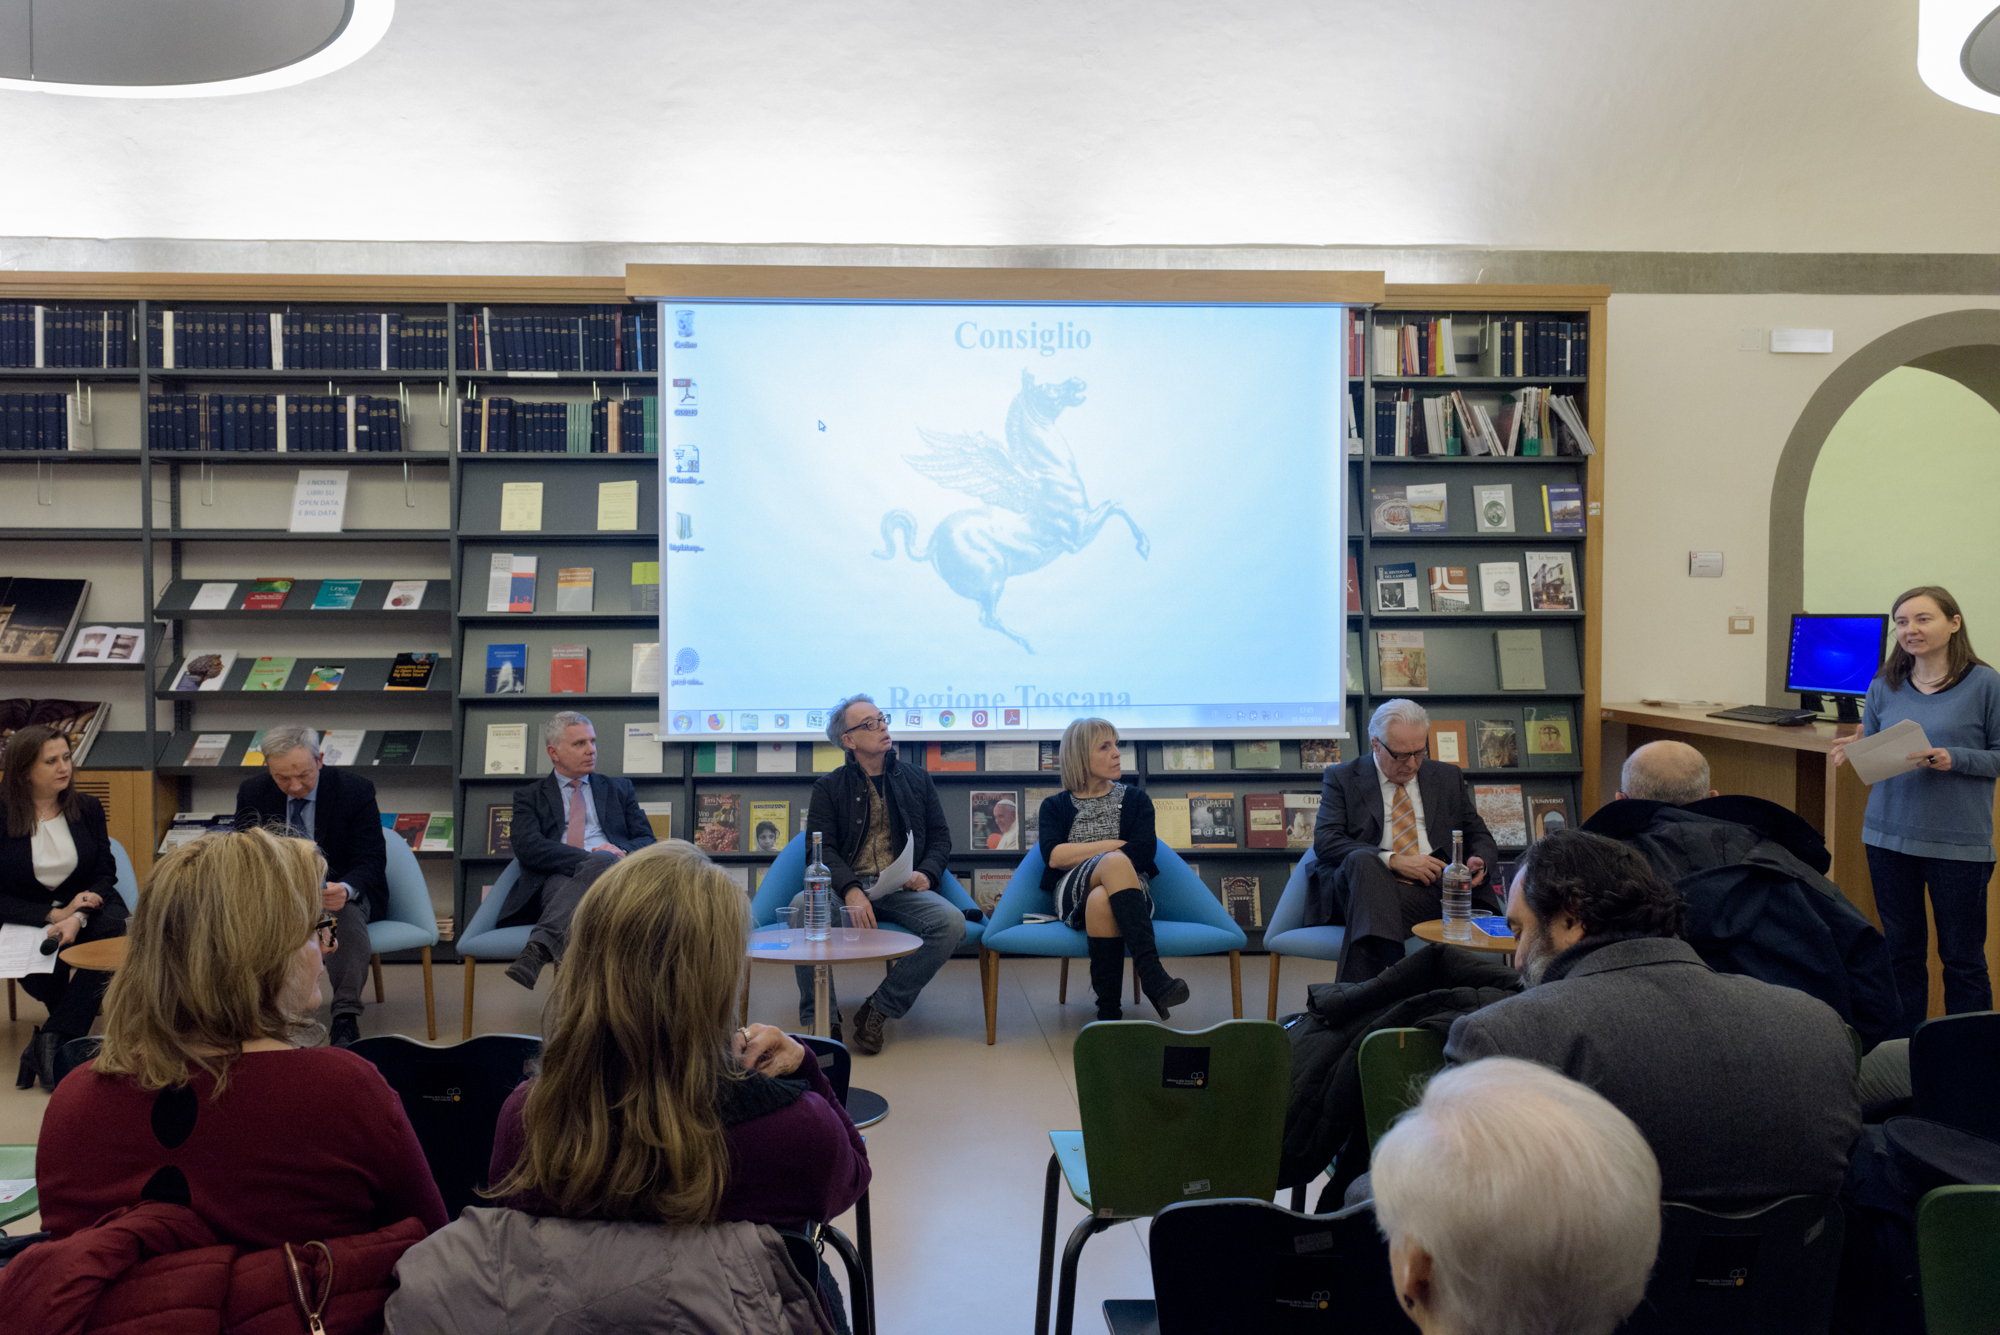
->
[1036, 717, 1189, 1021]
[389, 840, 869, 1331]
[35, 826, 446, 1245]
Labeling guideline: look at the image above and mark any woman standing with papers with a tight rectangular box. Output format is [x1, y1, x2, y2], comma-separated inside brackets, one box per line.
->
[1832, 586, 2000, 1035]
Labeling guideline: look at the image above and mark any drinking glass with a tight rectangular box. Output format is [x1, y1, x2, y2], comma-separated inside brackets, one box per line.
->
[840, 905, 863, 942]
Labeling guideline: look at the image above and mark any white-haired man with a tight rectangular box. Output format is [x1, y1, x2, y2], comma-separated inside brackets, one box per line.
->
[1310, 699, 1500, 981]
[235, 724, 386, 1047]
[1372, 1058, 1662, 1335]
[497, 711, 657, 988]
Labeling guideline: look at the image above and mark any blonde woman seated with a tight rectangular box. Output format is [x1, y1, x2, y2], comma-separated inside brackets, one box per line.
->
[1372, 1058, 1662, 1335]
[35, 827, 447, 1246]
[1036, 718, 1189, 1021]
[389, 840, 870, 1334]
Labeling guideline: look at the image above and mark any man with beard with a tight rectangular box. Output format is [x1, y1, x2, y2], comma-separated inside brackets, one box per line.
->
[1444, 829, 1859, 1206]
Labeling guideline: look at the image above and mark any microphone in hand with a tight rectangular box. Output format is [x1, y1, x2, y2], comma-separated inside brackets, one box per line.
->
[42, 909, 89, 955]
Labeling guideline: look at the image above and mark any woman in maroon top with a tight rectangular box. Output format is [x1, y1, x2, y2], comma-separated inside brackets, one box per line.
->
[37, 826, 447, 1246]
[487, 839, 870, 1231]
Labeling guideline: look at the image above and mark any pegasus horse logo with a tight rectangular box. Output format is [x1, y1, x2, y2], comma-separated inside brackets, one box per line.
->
[874, 371, 1150, 653]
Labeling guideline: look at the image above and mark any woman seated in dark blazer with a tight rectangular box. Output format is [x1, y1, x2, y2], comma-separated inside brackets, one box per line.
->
[0, 724, 128, 1090]
[1036, 717, 1190, 1021]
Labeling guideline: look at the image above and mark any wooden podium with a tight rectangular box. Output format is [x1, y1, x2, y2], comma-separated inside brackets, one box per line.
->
[1600, 702, 2000, 1021]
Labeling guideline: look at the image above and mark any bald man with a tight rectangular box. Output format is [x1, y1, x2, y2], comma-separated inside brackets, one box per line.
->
[1584, 739, 1901, 1056]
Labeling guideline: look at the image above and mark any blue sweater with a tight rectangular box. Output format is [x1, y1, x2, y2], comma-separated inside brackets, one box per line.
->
[1860, 663, 2000, 861]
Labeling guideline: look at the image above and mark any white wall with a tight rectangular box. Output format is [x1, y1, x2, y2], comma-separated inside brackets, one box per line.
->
[1601, 295, 2000, 705]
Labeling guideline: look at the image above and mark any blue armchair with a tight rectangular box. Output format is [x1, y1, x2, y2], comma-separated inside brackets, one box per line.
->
[744, 833, 988, 1027]
[455, 860, 532, 1040]
[978, 844, 1246, 1044]
[368, 829, 443, 1039]
[1261, 850, 1347, 1020]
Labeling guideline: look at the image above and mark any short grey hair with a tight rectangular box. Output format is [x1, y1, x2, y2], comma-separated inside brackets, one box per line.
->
[1620, 740, 1713, 806]
[1368, 698, 1430, 742]
[541, 710, 594, 749]
[260, 724, 319, 762]
[1372, 1058, 1662, 1335]
[827, 694, 875, 749]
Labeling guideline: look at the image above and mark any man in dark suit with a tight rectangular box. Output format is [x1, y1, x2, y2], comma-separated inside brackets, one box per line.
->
[235, 724, 386, 1048]
[500, 710, 656, 988]
[1446, 829, 1859, 1204]
[1311, 699, 1500, 981]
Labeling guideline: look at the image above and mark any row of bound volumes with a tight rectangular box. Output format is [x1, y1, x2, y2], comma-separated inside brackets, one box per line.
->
[456, 396, 658, 454]
[1373, 387, 1593, 456]
[454, 306, 656, 373]
[1, 393, 95, 451]
[1372, 315, 1588, 378]
[0, 306, 132, 368]
[146, 394, 407, 453]
[142, 310, 450, 371]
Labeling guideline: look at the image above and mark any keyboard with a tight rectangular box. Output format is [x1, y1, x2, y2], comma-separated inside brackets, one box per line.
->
[1707, 705, 1820, 727]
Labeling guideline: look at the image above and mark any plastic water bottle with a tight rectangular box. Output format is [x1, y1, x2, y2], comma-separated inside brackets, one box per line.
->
[804, 832, 832, 942]
[1441, 829, 1472, 941]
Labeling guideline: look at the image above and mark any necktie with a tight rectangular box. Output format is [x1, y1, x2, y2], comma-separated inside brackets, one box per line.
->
[565, 780, 586, 849]
[1388, 783, 1419, 858]
[288, 797, 309, 840]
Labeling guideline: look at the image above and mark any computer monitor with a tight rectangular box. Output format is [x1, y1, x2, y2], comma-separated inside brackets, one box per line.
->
[1785, 613, 1889, 722]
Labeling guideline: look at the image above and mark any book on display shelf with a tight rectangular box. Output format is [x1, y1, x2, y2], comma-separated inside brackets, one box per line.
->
[1474, 719, 1520, 769]
[971, 790, 1021, 850]
[1375, 630, 1428, 692]
[1370, 486, 1411, 534]
[190, 583, 236, 611]
[630, 562, 659, 612]
[186, 733, 230, 767]
[1530, 796, 1573, 841]
[320, 729, 366, 766]
[241, 730, 270, 766]
[548, 644, 588, 694]
[1374, 562, 1419, 614]
[1299, 740, 1340, 769]
[1346, 630, 1362, 693]
[1222, 876, 1263, 930]
[485, 644, 527, 694]
[241, 579, 293, 611]
[630, 644, 660, 693]
[596, 480, 640, 531]
[1405, 483, 1447, 533]
[243, 657, 295, 691]
[556, 567, 594, 612]
[1023, 787, 1060, 844]
[1245, 794, 1285, 848]
[1541, 485, 1585, 535]
[487, 555, 538, 613]
[694, 743, 734, 774]
[1428, 566, 1471, 613]
[719, 865, 751, 892]
[1494, 629, 1547, 691]
[1525, 551, 1579, 612]
[927, 742, 976, 772]
[1151, 797, 1192, 850]
[386, 813, 428, 850]
[985, 741, 1038, 771]
[623, 723, 664, 775]
[172, 651, 235, 692]
[0, 698, 106, 767]
[696, 793, 740, 853]
[484, 724, 528, 775]
[1478, 562, 1524, 613]
[1473, 784, 1529, 849]
[1162, 743, 1214, 772]
[499, 482, 544, 531]
[384, 653, 438, 691]
[749, 800, 789, 853]
[1283, 792, 1319, 849]
[419, 815, 454, 852]
[0, 578, 90, 664]
[156, 812, 233, 853]
[972, 869, 1011, 917]
[811, 743, 843, 773]
[383, 580, 427, 611]
[1523, 705, 1576, 769]
[1233, 740, 1281, 770]
[638, 802, 671, 841]
[754, 742, 796, 773]
[1346, 555, 1360, 613]
[304, 665, 344, 692]
[373, 731, 421, 766]
[66, 626, 145, 664]
[482, 806, 515, 856]
[1474, 485, 1515, 534]
[313, 580, 361, 610]
[1188, 792, 1237, 846]
[1038, 741, 1061, 771]
[1427, 720, 1470, 769]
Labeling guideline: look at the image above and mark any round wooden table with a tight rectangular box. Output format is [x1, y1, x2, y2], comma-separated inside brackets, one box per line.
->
[59, 936, 129, 971]
[746, 926, 921, 1128]
[1411, 919, 1518, 955]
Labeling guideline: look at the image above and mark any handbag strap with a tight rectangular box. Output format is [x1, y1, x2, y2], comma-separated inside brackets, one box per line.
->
[283, 1239, 335, 1335]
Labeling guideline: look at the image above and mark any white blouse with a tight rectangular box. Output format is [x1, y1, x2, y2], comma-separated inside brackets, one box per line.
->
[33, 814, 78, 890]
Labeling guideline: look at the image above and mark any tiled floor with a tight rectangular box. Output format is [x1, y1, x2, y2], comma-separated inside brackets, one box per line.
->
[0, 950, 1340, 1334]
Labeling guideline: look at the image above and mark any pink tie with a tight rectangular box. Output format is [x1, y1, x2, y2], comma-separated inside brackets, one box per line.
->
[565, 780, 586, 849]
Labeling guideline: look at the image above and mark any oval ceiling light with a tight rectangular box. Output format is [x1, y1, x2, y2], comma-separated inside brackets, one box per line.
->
[0, 0, 392, 99]
[1919, 0, 2000, 112]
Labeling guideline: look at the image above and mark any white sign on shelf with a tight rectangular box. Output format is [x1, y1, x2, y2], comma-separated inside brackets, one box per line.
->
[289, 469, 350, 533]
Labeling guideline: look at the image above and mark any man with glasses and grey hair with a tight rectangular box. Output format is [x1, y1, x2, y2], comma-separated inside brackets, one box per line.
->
[1308, 698, 1500, 982]
[496, 710, 656, 989]
[235, 723, 387, 1047]
[799, 693, 960, 1053]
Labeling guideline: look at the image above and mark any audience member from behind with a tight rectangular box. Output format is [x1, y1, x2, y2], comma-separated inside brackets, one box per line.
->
[390, 841, 869, 1332]
[1586, 740, 1901, 1056]
[1830, 584, 2000, 1034]
[1372, 1057, 1661, 1335]
[0, 724, 129, 1090]
[1447, 829, 1859, 1205]
[36, 826, 446, 1246]
[1039, 717, 1187, 1020]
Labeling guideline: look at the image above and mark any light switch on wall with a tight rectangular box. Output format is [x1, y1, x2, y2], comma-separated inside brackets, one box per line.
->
[1728, 615, 1754, 634]
[1689, 551, 1723, 577]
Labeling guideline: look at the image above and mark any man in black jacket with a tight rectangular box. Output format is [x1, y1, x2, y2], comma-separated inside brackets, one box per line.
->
[235, 724, 386, 1047]
[1311, 699, 1501, 981]
[500, 710, 656, 989]
[800, 694, 961, 1053]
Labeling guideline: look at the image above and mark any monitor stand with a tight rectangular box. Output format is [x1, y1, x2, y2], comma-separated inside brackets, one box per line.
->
[1833, 694, 1863, 725]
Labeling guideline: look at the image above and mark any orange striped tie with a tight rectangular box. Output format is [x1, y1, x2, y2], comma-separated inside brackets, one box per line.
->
[1389, 783, 1419, 858]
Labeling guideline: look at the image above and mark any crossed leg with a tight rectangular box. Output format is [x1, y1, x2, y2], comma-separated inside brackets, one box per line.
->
[1082, 851, 1143, 938]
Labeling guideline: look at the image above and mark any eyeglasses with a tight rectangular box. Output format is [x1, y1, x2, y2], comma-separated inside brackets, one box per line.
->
[842, 715, 890, 734]
[312, 916, 339, 950]
[1372, 738, 1429, 763]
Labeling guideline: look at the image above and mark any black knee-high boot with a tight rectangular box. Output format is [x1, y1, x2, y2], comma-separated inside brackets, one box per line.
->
[1086, 936, 1126, 1021]
[1107, 888, 1190, 1018]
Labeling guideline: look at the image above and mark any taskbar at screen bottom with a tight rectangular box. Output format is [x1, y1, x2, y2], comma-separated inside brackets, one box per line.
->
[662, 702, 1348, 738]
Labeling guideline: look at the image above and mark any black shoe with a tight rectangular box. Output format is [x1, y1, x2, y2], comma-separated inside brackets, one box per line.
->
[506, 941, 551, 990]
[16, 1028, 41, 1090]
[35, 1029, 61, 1092]
[799, 1010, 842, 1044]
[1107, 888, 1189, 1019]
[1087, 937, 1126, 1022]
[851, 999, 887, 1055]
[329, 1015, 361, 1049]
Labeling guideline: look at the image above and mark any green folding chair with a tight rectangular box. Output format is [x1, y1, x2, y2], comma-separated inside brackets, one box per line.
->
[1358, 1026, 1447, 1149]
[1919, 1185, 2000, 1335]
[0, 1144, 37, 1230]
[1035, 1020, 1290, 1335]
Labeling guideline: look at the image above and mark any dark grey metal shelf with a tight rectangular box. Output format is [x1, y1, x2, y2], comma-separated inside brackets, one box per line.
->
[1367, 532, 1586, 544]
[161, 529, 454, 542]
[1365, 454, 1582, 465]
[1373, 375, 1586, 385]
[456, 531, 657, 544]
[457, 452, 660, 462]
[0, 368, 139, 381]
[157, 578, 450, 619]
[457, 370, 657, 382]
[157, 655, 454, 698]
[146, 368, 449, 382]
[0, 528, 143, 540]
[0, 450, 142, 463]
[152, 451, 450, 465]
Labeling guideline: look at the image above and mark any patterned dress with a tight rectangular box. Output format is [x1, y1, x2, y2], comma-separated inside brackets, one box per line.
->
[1054, 783, 1153, 927]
